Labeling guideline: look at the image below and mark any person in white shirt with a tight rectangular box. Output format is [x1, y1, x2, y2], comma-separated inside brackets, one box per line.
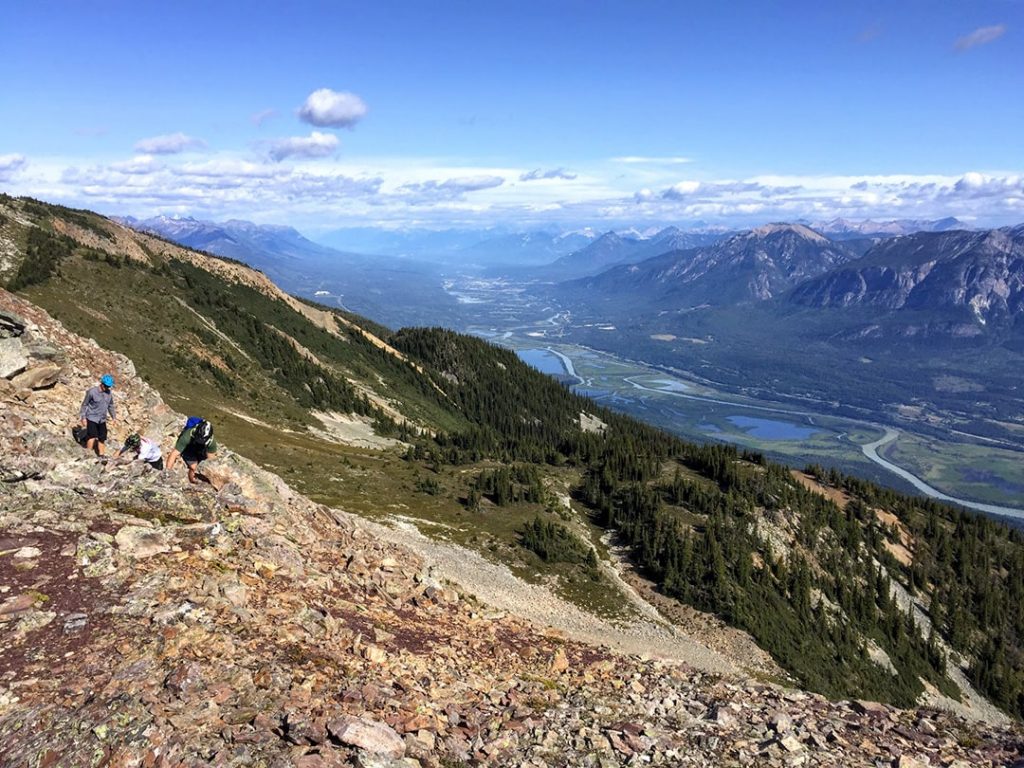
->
[117, 433, 164, 470]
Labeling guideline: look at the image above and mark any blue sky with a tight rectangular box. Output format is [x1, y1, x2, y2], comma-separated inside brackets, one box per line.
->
[1, 0, 1021, 230]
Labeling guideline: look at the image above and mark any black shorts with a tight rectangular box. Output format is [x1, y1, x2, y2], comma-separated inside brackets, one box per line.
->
[181, 447, 207, 466]
[146, 458, 164, 471]
[85, 420, 108, 443]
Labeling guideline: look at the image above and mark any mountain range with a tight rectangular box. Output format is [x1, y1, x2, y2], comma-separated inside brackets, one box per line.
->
[4, 195, 1024, 758]
[564, 223, 856, 305]
[811, 216, 965, 240]
[316, 225, 600, 266]
[522, 227, 727, 281]
[119, 214, 460, 329]
[119, 214, 350, 270]
[791, 225, 1024, 329]
[557, 219, 1024, 331]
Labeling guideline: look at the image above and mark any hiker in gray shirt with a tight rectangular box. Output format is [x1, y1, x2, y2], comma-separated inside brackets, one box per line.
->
[79, 374, 116, 456]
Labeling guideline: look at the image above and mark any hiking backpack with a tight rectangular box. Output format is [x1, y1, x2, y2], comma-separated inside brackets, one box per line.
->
[187, 419, 214, 455]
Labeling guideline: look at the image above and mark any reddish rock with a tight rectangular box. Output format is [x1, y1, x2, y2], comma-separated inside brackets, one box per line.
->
[0, 593, 36, 616]
[852, 700, 890, 718]
[164, 662, 204, 698]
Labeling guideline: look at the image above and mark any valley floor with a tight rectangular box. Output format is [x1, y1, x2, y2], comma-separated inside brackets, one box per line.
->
[482, 333, 1024, 521]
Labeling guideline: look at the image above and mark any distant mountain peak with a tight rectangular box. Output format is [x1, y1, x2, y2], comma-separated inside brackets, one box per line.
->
[746, 222, 829, 243]
[813, 217, 967, 238]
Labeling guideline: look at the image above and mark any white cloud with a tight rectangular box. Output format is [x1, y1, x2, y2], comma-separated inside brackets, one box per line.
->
[134, 132, 206, 155]
[53, 155, 385, 224]
[659, 180, 787, 200]
[629, 172, 1024, 226]
[611, 156, 693, 165]
[954, 24, 1006, 52]
[298, 88, 368, 128]
[0, 153, 27, 181]
[13, 146, 1024, 231]
[395, 175, 505, 203]
[267, 132, 339, 162]
[251, 108, 278, 127]
[520, 168, 577, 181]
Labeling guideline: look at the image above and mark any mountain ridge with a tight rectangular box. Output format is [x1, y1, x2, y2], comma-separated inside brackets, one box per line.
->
[562, 222, 857, 306]
[789, 226, 1024, 329]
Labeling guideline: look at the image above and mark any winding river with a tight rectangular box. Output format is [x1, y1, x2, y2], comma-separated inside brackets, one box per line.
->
[860, 428, 1024, 520]
[580, 354, 1024, 520]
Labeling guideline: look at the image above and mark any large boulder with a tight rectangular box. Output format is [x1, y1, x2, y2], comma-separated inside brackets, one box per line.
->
[11, 363, 62, 390]
[0, 337, 27, 379]
[326, 717, 405, 759]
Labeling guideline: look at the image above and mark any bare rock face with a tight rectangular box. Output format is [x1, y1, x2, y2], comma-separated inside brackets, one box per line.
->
[1, 285, 1022, 768]
[10, 362, 61, 390]
[0, 336, 27, 378]
[790, 227, 1024, 327]
[0, 309, 65, 387]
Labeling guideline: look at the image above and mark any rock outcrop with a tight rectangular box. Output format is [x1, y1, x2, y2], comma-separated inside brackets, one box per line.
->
[789, 227, 1024, 327]
[1, 287, 1021, 767]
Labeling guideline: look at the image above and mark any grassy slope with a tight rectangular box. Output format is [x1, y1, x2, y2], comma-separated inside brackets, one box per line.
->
[3, 196, 635, 621]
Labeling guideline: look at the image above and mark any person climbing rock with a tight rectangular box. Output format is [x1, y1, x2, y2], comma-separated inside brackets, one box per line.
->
[165, 416, 217, 484]
[78, 374, 116, 456]
[117, 432, 164, 470]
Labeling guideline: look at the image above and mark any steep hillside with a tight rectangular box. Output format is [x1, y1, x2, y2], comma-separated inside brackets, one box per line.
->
[123, 213, 459, 330]
[1, 196, 461, 440]
[6, 196, 1024, 731]
[790, 227, 1024, 332]
[4, 288, 1022, 766]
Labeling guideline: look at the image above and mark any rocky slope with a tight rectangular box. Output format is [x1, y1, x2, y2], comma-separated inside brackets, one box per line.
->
[3, 292, 1024, 767]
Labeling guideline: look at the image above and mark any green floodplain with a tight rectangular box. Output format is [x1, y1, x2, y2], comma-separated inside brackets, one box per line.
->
[487, 332, 1024, 520]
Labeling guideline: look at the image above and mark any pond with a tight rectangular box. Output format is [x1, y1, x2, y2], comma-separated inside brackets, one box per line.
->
[517, 348, 567, 376]
[726, 415, 818, 441]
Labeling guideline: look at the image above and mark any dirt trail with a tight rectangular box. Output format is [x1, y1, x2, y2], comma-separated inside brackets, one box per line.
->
[358, 515, 739, 676]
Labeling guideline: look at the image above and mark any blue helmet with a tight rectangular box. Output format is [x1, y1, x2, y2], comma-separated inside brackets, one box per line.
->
[185, 416, 204, 430]
[101, 374, 115, 388]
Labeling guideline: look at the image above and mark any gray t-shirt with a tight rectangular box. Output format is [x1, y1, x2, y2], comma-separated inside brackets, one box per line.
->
[79, 386, 116, 423]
